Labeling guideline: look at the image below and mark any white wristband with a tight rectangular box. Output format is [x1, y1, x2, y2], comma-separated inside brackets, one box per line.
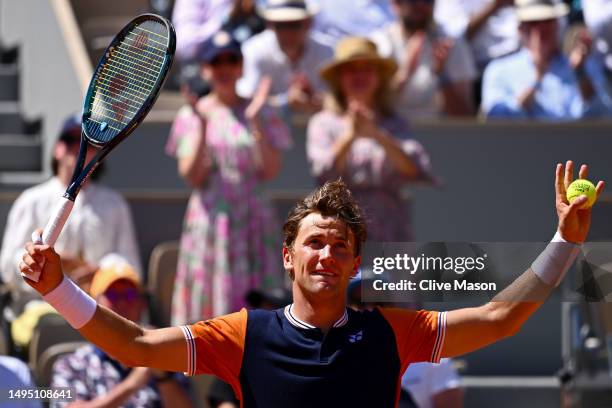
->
[532, 231, 581, 286]
[43, 276, 97, 329]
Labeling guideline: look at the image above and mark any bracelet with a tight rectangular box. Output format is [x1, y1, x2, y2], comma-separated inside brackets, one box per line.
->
[43, 276, 97, 329]
[531, 231, 581, 286]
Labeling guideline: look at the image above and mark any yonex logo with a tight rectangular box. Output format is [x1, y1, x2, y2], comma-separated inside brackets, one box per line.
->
[348, 330, 363, 343]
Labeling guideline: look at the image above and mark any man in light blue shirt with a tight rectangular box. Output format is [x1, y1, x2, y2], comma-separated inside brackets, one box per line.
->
[482, 0, 611, 120]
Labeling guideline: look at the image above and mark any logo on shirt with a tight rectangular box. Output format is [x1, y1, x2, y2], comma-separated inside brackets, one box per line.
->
[348, 330, 363, 343]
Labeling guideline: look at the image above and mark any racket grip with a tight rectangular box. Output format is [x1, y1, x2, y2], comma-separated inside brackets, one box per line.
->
[42, 197, 74, 246]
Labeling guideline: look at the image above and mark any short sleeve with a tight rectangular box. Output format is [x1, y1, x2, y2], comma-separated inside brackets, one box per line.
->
[378, 308, 447, 366]
[181, 309, 247, 395]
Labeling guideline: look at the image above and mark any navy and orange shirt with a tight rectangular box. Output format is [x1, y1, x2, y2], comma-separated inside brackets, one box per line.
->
[180, 305, 447, 408]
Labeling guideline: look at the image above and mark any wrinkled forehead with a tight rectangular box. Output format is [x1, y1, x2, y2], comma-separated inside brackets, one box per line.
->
[297, 212, 354, 241]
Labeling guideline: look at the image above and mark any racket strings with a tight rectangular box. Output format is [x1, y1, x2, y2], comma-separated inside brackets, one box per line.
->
[87, 19, 170, 144]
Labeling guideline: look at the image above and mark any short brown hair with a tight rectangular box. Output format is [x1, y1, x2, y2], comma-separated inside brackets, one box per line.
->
[283, 179, 367, 256]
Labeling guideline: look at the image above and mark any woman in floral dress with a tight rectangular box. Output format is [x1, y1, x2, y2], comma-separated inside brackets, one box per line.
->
[307, 37, 433, 242]
[166, 31, 290, 324]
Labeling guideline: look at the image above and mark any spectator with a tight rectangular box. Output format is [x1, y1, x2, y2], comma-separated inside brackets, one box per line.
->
[167, 31, 291, 324]
[371, 0, 477, 119]
[237, 0, 333, 115]
[50, 255, 193, 408]
[482, 0, 611, 119]
[309, 0, 395, 47]
[222, 0, 266, 44]
[307, 37, 433, 242]
[0, 355, 41, 408]
[172, 0, 233, 62]
[0, 114, 141, 313]
[434, 0, 519, 104]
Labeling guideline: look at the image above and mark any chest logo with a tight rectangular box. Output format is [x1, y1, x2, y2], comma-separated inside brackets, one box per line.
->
[348, 330, 363, 343]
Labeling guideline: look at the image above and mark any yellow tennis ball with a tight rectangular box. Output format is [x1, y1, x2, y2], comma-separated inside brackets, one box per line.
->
[567, 179, 597, 209]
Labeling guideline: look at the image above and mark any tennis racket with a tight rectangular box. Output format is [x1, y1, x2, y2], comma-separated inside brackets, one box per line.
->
[25, 14, 176, 282]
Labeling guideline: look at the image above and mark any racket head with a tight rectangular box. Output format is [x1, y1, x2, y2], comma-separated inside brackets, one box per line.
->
[81, 14, 176, 149]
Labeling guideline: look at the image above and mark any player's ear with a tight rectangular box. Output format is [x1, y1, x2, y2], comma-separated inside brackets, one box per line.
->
[351, 256, 361, 278]
[283, 246, 293, 270]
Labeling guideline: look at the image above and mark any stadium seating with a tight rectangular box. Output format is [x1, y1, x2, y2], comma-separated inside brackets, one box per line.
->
[147, 240, 179, 327]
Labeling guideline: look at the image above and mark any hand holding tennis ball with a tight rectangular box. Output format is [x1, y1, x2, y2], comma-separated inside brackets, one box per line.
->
[566, 179, 597, 209]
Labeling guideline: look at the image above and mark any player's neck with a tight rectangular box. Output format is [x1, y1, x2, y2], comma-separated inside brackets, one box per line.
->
[291, 292, 347, 334]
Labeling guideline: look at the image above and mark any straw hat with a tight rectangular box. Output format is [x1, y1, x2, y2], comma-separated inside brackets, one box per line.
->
[259, 0, 318, 22]
[515, 0, 569, 22]
[319, 37, 398, 88]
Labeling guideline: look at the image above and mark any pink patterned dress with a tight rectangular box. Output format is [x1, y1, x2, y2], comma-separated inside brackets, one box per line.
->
[166, 99, 290, 324]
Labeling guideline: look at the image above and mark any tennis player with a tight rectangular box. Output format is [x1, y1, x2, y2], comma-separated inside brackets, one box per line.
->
[20, 161, 602, 407]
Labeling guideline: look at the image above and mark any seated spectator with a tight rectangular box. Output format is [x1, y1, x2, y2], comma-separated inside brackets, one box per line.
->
[172, 0, 233, 63]
[434, 0, 519, 105]
[309, 0, 395, 47]
[371, 0, 477, 119]
[50, 256, 193, 408]
[482, 0, 612, 119]
[0, 355, 41, 408]
[0, 114, 141, 314]
[307, 37, 433, 242]
[238, 0, 333, 116]
[167, 31, 290, 324]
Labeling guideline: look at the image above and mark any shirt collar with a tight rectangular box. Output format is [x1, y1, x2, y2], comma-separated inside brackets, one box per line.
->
[284, 303, 349, 330]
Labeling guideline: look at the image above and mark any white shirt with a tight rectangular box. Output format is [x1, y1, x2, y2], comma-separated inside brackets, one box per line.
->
[0, 356, 42, 408]
[371, 23, 477, 120]
[401, 358, 461, 408]
[237, 29, 334, 99]
[434, 0, 519, 68]
[0, 178, 141, 303]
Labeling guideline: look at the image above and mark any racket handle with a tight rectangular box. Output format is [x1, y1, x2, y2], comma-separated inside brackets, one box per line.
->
[23, 197, 74, 283]
[42, 197, 75, 246]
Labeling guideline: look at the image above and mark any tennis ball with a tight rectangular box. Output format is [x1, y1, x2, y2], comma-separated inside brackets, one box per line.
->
[567, 179, 597, 209]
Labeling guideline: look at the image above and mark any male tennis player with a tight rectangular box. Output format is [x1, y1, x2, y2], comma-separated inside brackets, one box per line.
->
[20, 161, 602, 407]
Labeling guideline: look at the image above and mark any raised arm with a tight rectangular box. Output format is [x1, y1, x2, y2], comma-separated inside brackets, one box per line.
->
[20, 243, 187, 372]
[442, 161, 604, 358]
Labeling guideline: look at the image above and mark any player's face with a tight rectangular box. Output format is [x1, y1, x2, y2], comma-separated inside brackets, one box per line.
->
[284, 212, 361, 299]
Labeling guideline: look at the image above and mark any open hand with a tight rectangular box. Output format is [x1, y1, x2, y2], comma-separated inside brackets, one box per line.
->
[555, 161, 605, 243]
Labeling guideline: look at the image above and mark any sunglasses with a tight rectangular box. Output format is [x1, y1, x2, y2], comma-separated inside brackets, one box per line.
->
[104, 287, 141, 303]
[209, 53, 242, 66]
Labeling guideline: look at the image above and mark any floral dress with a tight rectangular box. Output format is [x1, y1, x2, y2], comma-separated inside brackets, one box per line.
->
[306, 110, 432, 242]
[166, 99, 290, 324]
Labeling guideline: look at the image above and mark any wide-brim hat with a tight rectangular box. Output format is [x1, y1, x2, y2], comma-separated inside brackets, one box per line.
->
[319, 37, 398, 88]
[515, 0, 569, 22]
[258, 0, 318, 22]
